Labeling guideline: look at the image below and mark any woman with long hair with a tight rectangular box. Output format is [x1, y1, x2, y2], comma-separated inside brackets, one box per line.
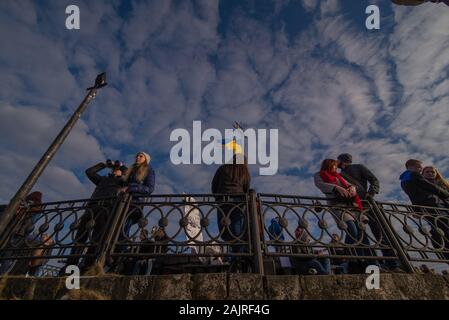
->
[314, 159, 371, 273]
[421, 165, 449, 260]
[212, 154, 250, 271]
[120, 151, 156, 242]
[121, 152, 155, 196]
[422, 166, 449, 193]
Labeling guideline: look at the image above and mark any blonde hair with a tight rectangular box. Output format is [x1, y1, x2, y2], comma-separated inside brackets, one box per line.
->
[123, 162, 149, 183]
[423, 166, 449, 191]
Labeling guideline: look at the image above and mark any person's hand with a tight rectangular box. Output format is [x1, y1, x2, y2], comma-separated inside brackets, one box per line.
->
[365, 190, 376, 200]
[360, 214, 370, 224]
[334, 186, 350, 198]
[348, 186, 357, 198]
[119, 187, 129, 194]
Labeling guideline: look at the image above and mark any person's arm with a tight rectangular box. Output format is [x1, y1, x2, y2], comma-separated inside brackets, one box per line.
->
[340, 171, 365, 194]
[414, 172, 449, 199]
[211, 168, 221, 194]
[128, 168, 155, 195]
[360, 165, 380, 195]
[243, 175, 251, 194]
[85, 162, 106, 185]
[314, 173, 339, 194]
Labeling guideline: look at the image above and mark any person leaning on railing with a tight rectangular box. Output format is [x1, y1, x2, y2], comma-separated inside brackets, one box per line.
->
[0, 192, 44, 275]
[27, 233, 54, 276]
[211, 154, 250, 272]
[65, 160, 128, 272]
[314, 159, 372, 273]
[119, 151, 156, 238]
[400, 159, 449, 260]
[337, 153, 401, 272]
[422, 166, 449, 205]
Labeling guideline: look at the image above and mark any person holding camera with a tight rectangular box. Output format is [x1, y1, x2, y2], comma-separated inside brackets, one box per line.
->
[65, 159, 128, 271]
[86, 160, 128, 199]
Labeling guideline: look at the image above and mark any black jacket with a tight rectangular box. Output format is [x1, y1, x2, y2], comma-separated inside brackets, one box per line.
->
[86, 163, 124, 199]
[211, 165, 250, 194]
[340, 164, 380, 198]
[400, 170, 449, 207]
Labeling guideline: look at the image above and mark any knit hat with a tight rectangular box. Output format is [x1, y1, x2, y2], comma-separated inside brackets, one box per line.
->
[337, 153, 352, 164]
[138, 151, 151, 165]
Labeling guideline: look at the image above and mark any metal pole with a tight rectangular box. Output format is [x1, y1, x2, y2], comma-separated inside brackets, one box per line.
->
[95, 193, 132, 268]
[368, 199, 415, 273]
[249, 189, 264, 275]
[0, 73, 107, 239]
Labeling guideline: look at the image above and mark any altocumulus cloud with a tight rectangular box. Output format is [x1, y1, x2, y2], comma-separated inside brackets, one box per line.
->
[0, 0, 448, 203]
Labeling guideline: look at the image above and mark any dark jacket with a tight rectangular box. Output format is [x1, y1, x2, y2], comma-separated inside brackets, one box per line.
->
[126, 165, 156, 197]
[211, 165, 250, 194]
[268, 218, 285, 241]
[86, 163, 124, 199]
[400, 170, 449, 207]
[340, 164, 380, 198]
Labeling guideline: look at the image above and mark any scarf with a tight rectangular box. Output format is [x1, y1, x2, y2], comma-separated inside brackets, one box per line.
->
[319, 170, 363, 211]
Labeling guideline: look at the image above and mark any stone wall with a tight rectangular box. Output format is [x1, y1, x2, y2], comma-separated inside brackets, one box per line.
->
[1, 273, 449, 300]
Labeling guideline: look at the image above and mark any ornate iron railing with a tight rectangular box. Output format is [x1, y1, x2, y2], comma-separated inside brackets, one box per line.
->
[0, 197, 119, 276]
[1, 191, 448, 277]
[376, 202, 449, 265]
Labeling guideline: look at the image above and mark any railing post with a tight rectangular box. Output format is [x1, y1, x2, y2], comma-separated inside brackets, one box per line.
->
[249, 189, 264, 275]
[95, 193, 131, 268]
[368, 199, 415, 273]
[0, 203, 32, 251]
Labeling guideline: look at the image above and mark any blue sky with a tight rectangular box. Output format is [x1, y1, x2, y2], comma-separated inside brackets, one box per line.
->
[1, 0, 449, 203]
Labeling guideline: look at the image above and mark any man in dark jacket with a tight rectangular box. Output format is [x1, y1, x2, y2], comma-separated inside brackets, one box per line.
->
[400, 159, 449, 207]
[66, 161, 127, 270]
[87, 161, 127, 199]
[400, 159, 449, 260]
[337, 153, 379, 199]
[337, 153, 401, 271]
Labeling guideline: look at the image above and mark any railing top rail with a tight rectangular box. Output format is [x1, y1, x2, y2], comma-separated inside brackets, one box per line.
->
[376, 201, 449, 211]
[257, 193, 330, 201]
[28, 194, 248, 206]
[24, 196, 118, 207]
[16, 193, 448, 210]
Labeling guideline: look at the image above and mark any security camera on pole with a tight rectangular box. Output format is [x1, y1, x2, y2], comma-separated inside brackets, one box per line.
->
[0, 73, 108, 241]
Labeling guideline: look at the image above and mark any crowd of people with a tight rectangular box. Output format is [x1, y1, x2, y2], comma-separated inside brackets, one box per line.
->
[1, 150, 449, 277]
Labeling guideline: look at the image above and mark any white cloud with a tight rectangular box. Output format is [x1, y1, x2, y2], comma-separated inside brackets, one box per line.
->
[1, 0, 449, 208]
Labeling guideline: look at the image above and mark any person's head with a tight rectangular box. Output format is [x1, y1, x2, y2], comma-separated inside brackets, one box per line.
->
[26, 192, 42, 206]
[331, 233, 341, 242]
[140, 228, 149, 241]
[337, 153, 352, 169]
[423, 166, 449, 190]
[112, 167, 123, 177]
[295, 226, 304, 238]
[320, 159, 339, 173]
[41, 233, 53, 245]
[422, 166, 437, 180]
[111, 163, 127, 177]
[405, 159, 423, 173]
[135, 152, 151, 166]
[124, 151, 151, 182]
